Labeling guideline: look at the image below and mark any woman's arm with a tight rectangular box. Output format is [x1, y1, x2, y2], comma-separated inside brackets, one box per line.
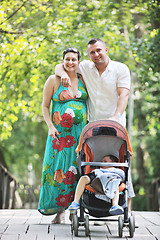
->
[42, 75, 59, 139]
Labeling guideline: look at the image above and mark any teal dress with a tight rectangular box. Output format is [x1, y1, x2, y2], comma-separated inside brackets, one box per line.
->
[38, 75, 88, 215]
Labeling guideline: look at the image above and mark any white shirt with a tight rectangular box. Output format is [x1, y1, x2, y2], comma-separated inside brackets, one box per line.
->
[79, 58, 131, 126]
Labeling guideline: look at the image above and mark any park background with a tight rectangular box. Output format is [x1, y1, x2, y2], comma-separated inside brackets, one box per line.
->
[0, 0, 160, 211]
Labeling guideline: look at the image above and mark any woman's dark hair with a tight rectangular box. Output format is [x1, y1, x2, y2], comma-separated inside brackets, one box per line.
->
[63, 47, 81, 60]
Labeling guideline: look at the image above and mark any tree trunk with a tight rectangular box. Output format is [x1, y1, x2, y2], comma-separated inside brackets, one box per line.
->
[136, 145, 146, 189]
[0, 147, 8, 169]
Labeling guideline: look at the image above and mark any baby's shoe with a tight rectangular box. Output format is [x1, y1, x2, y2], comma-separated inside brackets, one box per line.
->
[68, 202, 80, 211]
[109, 205, 124, 215]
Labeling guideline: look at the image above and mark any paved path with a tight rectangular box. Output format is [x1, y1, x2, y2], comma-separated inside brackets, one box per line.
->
[0, 210, 160, 239]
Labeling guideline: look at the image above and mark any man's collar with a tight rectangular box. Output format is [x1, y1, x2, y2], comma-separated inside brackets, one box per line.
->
[107, 57, 113, 71]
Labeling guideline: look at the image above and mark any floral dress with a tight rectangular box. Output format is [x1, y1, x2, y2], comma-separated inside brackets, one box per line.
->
[38, 75, 88, 215]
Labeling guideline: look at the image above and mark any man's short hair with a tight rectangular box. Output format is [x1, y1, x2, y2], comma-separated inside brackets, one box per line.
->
[87, 38, 105, 46]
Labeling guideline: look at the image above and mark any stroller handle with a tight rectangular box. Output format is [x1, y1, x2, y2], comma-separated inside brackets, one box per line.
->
[81, 162, 129, 168]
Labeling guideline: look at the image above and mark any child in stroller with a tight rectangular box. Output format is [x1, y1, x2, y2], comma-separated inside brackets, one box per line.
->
[68, 155, 124, 215]
[69, 120, 135, 238]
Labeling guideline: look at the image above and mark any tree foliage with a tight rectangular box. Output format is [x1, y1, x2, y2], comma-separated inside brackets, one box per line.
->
[0, 0, 160, 209]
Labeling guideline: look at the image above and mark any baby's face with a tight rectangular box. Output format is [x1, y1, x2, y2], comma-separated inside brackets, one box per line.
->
[102, 156, 112, 169]
[102, 156, 112, 163]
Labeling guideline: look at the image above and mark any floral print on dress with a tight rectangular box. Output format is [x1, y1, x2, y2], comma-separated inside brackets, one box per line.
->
[59, 90, 74, 101]
[75, 90, 82, 98]
[65, 108, 75, 118]
[52, 137, 65, 152]
[63, 171, 76, 185]
[54, 169, 66, 184]
[52, 111, 62, 125]
[52, 135, 76, 152]
[60, 113, 73, 128]
[55, 191, 74, 208]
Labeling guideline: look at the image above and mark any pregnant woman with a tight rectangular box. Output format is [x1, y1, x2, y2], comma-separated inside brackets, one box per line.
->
[38, 47, 88, 224]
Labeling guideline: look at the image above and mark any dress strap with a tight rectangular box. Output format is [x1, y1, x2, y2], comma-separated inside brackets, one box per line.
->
[76, 73, 84, 87]
[76, 73, 81, 81]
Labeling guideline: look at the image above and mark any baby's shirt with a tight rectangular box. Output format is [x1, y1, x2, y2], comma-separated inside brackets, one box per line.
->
[90, 167, 125, 202]
[93, 167, 125, 181]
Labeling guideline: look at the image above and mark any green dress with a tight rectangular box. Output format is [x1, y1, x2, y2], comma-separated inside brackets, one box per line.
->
[38, 75, 88, 215]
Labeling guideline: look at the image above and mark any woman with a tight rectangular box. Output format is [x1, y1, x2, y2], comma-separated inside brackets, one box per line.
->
[38, 48, 88, 224]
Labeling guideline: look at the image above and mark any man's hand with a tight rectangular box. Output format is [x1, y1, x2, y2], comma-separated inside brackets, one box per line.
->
[61, 76, 72, 87]
[55, 63, 72, 87]
[108, 116, 122, 125]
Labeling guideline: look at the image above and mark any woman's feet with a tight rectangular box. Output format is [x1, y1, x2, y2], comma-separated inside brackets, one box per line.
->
[51, 209, 65, 224]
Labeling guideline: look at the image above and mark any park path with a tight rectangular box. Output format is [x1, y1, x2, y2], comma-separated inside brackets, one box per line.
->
[0, 209, 160, 239]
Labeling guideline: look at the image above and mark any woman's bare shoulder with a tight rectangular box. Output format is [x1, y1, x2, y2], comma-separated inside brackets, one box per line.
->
[46, 75, 60, 86]
[47, 75, 61, 93]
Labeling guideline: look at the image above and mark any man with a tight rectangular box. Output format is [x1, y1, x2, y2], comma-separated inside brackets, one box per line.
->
[55, 38, 135, 212]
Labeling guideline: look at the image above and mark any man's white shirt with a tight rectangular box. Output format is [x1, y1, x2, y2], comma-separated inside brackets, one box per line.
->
[79, 58, 131, 126]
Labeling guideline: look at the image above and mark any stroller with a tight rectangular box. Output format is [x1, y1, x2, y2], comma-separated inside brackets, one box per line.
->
[71, 120, 135, 238]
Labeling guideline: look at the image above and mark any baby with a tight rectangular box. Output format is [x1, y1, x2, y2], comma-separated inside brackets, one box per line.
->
[68, 155, 124, 215]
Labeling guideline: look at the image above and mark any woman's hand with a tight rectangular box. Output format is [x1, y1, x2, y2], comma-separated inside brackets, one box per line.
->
[49, 125, 59, 139]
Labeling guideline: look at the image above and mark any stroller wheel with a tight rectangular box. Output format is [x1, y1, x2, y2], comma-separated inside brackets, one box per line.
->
[73, 214, 79, 236]
[131, 211, 135, 231]
[129, 215, 135, 238]
[71, 220, 73, 234]
[84, 215, 90, 236]
[118, 216, 123, 238]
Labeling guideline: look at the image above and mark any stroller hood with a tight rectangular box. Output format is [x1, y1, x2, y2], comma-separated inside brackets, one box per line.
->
[76, 120, 133, 165]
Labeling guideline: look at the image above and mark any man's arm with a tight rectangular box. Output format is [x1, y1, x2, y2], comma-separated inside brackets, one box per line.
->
[113, 87, 130, 118]
[55, 63, 81, 87]
[55, 63, 71, 87]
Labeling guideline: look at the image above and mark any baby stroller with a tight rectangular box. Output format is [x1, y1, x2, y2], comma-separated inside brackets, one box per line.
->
[71, 120, 135, 237]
